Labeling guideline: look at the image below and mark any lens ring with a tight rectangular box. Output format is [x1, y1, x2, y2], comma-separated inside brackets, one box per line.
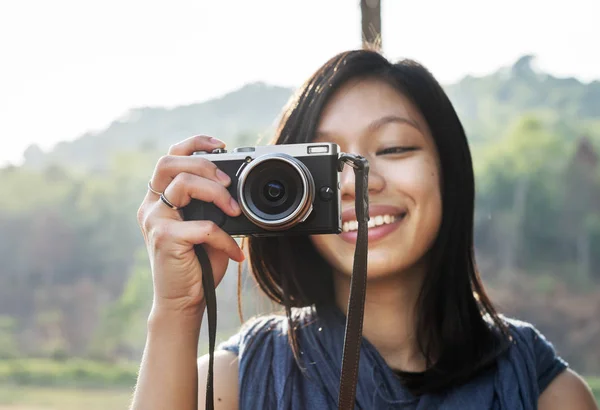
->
[237, 153, 315, 230]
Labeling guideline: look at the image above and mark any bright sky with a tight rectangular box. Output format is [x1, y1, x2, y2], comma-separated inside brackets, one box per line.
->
[1, 0, 599, 166]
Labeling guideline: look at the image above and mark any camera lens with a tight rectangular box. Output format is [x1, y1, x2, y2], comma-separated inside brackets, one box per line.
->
[238, 153, 315, 230]
[246, 162, 300, 218]
[263, 180, 285, 202]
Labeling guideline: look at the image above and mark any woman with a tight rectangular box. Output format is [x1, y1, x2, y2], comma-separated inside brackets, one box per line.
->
[131, 50, 597, 409]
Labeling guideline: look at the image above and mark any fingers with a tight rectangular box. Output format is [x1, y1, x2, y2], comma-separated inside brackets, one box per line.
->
[150, 154, 231, 195]
[152, 219, 245, 263]
[168, 134, 225, 156]
[160, 172, 240, 217]
[139, 134, 240, 229]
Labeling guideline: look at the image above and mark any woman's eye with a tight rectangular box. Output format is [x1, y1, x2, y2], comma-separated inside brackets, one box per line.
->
[376, 146, 418, 155]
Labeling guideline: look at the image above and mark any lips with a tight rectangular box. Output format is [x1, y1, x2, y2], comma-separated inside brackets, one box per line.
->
[339, 204, 407, 244]
[341, 204, 407, 226]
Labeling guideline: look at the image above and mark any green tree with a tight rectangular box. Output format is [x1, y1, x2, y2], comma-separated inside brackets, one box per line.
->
[474, 115, 569, 275]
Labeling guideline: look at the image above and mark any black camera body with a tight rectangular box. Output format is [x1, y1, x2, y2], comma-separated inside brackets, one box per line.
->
[182, 143, 342, 237]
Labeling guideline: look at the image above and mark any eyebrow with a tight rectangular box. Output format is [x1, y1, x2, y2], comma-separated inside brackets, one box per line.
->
[315, 114, 422, 140]
[367, 114, 421, 133]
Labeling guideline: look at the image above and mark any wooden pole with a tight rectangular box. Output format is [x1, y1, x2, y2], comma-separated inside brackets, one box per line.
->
[361, 0, 382, 51]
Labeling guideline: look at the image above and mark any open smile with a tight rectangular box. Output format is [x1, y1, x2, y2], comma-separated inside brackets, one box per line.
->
[339, 205, 407, 244]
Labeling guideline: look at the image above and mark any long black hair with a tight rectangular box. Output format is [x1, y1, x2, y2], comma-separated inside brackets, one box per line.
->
[246, 49, 510, 395]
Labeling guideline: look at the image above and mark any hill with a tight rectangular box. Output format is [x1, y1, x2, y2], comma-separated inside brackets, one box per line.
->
[445, 55, 600, 144]
[22, 82, 293, 172]
[20, 55, 600, 173]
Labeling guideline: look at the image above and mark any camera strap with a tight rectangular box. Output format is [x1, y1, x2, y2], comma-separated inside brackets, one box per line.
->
[336, 153, 369, 410]
[194, 153, 369, 410]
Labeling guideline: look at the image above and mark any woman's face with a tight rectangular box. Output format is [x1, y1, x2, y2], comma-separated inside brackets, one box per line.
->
[309, 77, 443, 280]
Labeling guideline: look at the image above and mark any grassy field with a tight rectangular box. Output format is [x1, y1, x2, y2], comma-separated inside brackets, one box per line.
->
[0, 379, 598, 409]
[0, 386, 133, 410]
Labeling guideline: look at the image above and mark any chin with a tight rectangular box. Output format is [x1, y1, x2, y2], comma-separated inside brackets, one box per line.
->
[310, 234, 424, 281]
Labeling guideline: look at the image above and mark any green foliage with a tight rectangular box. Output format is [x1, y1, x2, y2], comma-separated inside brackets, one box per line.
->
[0, 358, 138, 388]
[589, 377, 600, 404]
[88, 249, 153, 360]
[446, 55, 600, 145]
[473, 114, 600, 280]
[0, 166, 76, 215]
[0, 316, 19, 359]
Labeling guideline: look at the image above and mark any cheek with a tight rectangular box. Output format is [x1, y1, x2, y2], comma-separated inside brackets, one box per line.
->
[383, 155, 441, 203]
[384, 155, 442, 242]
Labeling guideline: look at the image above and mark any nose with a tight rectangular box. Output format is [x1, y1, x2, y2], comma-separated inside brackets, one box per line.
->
[339, 157, 385, 201]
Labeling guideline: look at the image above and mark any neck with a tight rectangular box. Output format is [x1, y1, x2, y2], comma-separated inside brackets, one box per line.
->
[333, 262, 428, 373]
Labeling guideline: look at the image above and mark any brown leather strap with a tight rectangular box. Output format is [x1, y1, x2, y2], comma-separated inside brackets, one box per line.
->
[337, 154, 369, 410]
[195, 244, 217, 410]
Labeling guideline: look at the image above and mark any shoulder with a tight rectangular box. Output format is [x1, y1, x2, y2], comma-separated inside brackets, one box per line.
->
[195, 314, 291, 410]
[538, 369, 598, 410]
[493, 318, 597, 409]
[197, 350, 239, 410]
[217, 312, 289, 357]
[206, 307, 318, 408]
[217, 306, 317, 358]
[502, 317, 569, 393]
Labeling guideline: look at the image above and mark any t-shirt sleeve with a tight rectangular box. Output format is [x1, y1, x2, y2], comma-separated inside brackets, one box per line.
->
[218, 331, 241, 356]
[507, 318, 569, 395]
[529, 325, 568, 393]
[216, 315, 285, 357]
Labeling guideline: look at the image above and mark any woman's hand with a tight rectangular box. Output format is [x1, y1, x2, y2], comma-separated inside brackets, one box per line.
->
[137, 135, 245, 317]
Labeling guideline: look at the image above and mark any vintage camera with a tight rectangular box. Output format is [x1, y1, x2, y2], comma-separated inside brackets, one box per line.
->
[182, 143, 342, 237]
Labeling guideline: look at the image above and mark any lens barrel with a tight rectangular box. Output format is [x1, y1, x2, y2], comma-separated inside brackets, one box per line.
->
[237, 153, 315, 230]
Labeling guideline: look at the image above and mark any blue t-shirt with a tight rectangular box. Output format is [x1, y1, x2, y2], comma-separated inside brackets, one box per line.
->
[219, 304, 567, 409]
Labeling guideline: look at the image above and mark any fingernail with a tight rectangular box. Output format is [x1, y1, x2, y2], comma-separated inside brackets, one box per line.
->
[230, 197, 241, 213]
[238, 249, 246, 262]
[216, 169, 231, 184]
[210, 137, 225, 145]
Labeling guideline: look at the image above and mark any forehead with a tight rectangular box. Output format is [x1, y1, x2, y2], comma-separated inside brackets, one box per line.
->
[315, 77, 427, 142]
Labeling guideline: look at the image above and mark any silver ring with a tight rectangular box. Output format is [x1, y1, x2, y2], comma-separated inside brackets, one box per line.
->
[160, 193, 180, 210]
[148, 181, 162, 196]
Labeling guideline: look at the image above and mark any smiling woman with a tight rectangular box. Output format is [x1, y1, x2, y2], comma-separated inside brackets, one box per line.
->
[310, 77, 443, 284]
[129, 49, 598, 410]
[237, 51, 598, 409]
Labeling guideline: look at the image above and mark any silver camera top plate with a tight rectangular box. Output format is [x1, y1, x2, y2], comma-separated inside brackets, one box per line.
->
[192, 142, 340, 161]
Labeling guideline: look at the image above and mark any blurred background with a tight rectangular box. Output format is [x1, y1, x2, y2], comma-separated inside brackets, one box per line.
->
[1, 0, 599, 408]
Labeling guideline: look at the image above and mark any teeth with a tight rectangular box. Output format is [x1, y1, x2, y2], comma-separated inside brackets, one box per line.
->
[342, 214, 401, 233]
